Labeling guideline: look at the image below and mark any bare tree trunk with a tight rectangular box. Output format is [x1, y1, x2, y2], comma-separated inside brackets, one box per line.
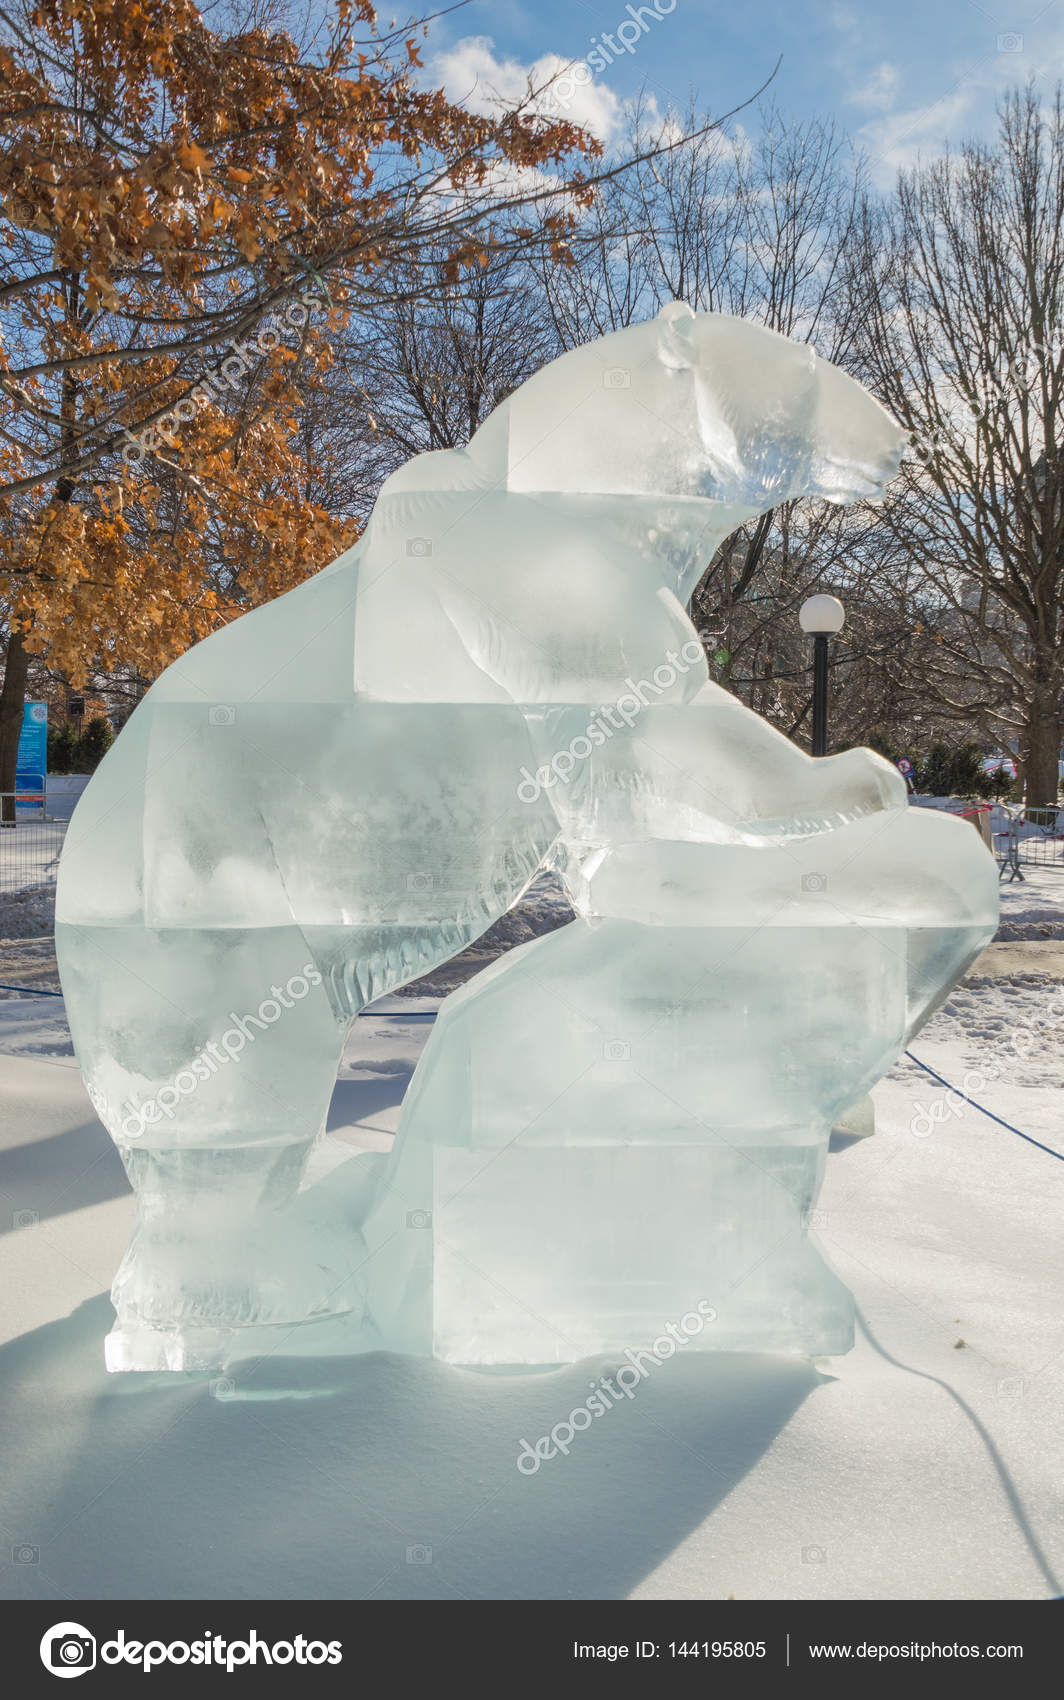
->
[0, 629, 30, 824]
[1026, 680, 1061, 809]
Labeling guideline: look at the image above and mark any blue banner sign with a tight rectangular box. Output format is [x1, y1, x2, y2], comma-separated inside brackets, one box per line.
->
[15, 700, 47, 806]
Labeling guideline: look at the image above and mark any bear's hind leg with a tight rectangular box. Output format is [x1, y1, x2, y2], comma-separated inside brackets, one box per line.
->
[56, 919, 358, 1371]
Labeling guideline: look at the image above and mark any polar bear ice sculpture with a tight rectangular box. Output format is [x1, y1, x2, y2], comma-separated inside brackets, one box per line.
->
[55, 303, 998, 1371]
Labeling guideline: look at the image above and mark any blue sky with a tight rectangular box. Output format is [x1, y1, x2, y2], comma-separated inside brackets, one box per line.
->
[424, 0, 1063, 183]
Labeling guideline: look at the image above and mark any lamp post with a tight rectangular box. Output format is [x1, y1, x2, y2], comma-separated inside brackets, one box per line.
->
[799, 594, 845, 757]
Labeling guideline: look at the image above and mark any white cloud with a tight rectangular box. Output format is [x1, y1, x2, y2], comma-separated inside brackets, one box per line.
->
[850, 11, 1064, 186]
[858, 88, 976, 184]
[829, 4, 859, 35]
[430, 35, 623, 145]
[847, 61, 899, 113]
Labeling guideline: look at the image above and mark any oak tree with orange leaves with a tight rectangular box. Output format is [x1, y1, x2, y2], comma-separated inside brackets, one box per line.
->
[0, 0, 603, 811]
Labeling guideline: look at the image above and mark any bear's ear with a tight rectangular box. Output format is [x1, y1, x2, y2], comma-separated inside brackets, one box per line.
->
[657, 300, 697, 370]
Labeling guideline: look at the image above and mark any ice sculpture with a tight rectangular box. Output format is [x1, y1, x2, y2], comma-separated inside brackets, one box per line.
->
[364, 690, 999, 1360]
[55, 302, 998, 1371]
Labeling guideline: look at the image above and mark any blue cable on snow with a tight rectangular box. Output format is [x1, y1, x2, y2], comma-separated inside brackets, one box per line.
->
[905, 1049, 1064, 1163]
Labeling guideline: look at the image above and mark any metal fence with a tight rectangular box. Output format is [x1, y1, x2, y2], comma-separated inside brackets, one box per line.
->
[4, 788, 1060, 892]
[0, 796, 67, 892]
[992, 804, 1064, 879]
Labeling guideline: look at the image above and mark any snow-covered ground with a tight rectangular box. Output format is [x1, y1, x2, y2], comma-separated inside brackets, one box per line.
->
[0, 859, 1061, 1600]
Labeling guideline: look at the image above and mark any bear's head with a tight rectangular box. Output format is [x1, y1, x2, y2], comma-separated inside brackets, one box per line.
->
[357, 305, 907, 701]
[470, 301, 905, 514]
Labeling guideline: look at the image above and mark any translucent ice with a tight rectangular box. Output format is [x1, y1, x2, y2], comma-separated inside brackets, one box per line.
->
[362, 694, 999, 1361]
[55, 304, 996, 1371]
